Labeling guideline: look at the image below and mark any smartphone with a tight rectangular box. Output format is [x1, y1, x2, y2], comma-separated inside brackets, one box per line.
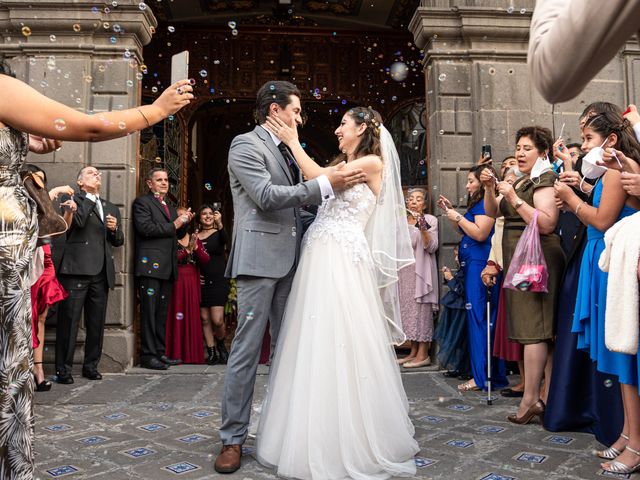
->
[171, 51, 189, 85]
[481, 144, 492, 159]
[212, 202, 222, 212]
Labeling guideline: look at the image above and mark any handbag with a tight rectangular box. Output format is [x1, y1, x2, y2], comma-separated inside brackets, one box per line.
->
[21, 170, 68, 240]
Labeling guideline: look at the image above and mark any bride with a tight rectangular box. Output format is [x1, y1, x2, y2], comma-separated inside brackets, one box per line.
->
[256, 107, 419, 479]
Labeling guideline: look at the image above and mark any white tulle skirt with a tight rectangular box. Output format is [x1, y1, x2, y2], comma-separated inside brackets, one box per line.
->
[256, 234, 419, 480]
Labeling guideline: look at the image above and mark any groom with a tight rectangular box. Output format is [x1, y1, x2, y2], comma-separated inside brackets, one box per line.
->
[215, 81, 366, 473]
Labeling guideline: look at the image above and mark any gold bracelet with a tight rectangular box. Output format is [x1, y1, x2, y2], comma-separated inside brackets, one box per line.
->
[574, 201, 586, 217]
[136, 107, 151, 128]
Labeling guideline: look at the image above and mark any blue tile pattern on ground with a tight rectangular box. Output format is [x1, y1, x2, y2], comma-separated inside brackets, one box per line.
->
[46, 465, 80, 477]
[163, 462, 201, 474]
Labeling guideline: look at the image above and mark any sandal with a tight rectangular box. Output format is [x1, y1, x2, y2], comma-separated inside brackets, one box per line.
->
[602, 444, 640, 474]
[595, 433, 629, 460]
[457, 380, 479, 391]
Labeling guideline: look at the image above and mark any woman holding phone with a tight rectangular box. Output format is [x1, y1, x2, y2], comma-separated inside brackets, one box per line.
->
[396, 188, 439, 368]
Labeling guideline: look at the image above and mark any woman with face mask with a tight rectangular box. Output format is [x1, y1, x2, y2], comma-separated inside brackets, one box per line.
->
[481, 126, 565, 425]
[554, 111, 640, 474]
[544, 102, 625, 451]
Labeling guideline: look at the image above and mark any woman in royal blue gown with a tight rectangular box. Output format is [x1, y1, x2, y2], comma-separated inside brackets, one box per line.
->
[437, 165, 507, 391]
[544, 103, 624, 446]
[554, 110, 640, 472]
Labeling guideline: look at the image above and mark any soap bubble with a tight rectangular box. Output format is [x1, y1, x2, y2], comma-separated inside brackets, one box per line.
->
[49, 34, 56, 42]
[152, 262, 159, 269]
[151, 86, 158, 93]
[176, 312, 184, 320]
[147, 288, 155, 296]
[73, 24, 81, 32]
[390, 62, 409, 82]
[118, 121, 126, 130]
[141, 257, 148, 264]
[438, 73, 447, 81]
[465, 303, 472, 310]
[21, 26, 32, 37]
[138, 2, 147, 10]
[53, 119, 67, 131]
[506, 6, 514, 13]
[231, 29, 238, 36]
[228, 21, 237, 29]
[199, 69, 208, 77]
[168, 26, 175, 33]
[604, 379, 613, 388]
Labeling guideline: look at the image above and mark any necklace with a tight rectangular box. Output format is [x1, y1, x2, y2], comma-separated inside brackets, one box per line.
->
[200, 227, 216, 231]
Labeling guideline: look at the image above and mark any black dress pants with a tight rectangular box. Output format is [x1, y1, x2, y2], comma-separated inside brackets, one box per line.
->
[55, 271, 108, 376]
[137, 277, 174, 363]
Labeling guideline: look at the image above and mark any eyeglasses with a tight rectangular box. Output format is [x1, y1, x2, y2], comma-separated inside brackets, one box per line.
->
[569, 152, 579, 158]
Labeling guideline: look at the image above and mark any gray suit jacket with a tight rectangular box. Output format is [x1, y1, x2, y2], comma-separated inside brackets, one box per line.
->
[528, 0, 640, 103]
[225, 125, 323, 279]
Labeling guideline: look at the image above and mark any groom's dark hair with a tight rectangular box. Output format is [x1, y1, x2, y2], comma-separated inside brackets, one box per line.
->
[254, 81, 301, 124]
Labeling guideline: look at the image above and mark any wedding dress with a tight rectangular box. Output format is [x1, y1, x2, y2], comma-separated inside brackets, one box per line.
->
[256, 182, 419, 480]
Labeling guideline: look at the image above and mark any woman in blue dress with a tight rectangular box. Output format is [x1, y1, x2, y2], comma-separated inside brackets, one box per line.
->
[544, 102, 624, 447]
[554, 110, 640, 473]
[438, 165, 507, 391]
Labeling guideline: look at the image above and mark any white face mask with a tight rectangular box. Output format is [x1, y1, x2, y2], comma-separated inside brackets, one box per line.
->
[581, 139, 608, 179]
[530, 154, 552, 180]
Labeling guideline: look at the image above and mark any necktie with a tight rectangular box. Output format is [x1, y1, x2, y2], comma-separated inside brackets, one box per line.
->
[277, 143, 300, 183]
[94, 195, 104, 221]
[158, 197, 170, 218]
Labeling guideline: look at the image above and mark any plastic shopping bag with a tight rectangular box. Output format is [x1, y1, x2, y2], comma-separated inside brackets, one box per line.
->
[504, 209, 549, 293]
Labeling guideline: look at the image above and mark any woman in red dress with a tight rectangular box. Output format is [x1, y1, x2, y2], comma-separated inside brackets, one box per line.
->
[166, 207, 210, 364]
[24, 164, 76, 391]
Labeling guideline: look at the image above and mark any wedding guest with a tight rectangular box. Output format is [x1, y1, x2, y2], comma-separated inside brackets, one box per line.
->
[434, 247, 471, 378]
[544, 102, 624, 447]
[397, 188, 438, 368]
[166, 207, 210, 364]
[197, 204, 231, 365]
[438, 165, 507, 392]
[555, 111, 640, 472]
[132, 168, 193, 370]
[0, 57, 192, 478]
[55, 166, 124, 383]
[528, 0, 640, 103]
[22, 164, 75, 392]
[482, 167, 525, 398]
[481, 126, 565, 424]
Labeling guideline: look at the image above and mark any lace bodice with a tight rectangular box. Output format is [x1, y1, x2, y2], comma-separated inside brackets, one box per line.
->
[304, 183, 376, 263]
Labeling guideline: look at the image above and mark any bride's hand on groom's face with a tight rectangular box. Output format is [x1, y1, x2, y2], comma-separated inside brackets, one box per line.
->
[326, 162, 367, 191]
[265, 115, 298, 145]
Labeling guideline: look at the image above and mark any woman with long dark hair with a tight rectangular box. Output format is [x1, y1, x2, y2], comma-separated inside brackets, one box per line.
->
[255, 107, 419, 478]
[437, 164, 508, 392]
[554, 110, 640, 473]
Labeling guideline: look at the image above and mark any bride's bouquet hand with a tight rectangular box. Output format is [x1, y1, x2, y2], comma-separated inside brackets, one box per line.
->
[265, 115, 299, 146]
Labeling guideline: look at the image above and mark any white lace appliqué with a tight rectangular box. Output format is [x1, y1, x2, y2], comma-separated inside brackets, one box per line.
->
[303, 184, 376, 263]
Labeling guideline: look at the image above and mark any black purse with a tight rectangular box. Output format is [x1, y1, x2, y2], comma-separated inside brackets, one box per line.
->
[21, 170, 68, 240]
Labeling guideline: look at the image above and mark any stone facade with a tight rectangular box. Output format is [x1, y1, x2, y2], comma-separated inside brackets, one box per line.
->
[0, 0, 157, 371]
[409, 0, 640, 265]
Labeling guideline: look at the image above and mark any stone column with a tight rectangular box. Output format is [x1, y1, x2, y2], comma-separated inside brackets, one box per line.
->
[409, 0, 639, 264]
[0, 0, 157, 372]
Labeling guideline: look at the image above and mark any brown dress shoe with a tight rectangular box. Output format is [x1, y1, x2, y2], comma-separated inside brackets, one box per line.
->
[214, 444, 242, 473]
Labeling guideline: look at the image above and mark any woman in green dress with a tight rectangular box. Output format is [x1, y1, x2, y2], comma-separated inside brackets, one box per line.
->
[481, 126, 565, 424]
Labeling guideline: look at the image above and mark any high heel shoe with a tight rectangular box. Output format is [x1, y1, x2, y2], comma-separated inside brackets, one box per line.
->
[595, 433, 629, 460]
[602, 445, 640, 474]
[33, 362, 52, 392]
[507, 400, 545, 425]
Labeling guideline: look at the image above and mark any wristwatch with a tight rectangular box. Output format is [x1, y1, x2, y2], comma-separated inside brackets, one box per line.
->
[514, 199, 524, 210]
[454, 214, 462, 223]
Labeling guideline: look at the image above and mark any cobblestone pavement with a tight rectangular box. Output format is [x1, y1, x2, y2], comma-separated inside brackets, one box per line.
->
[34, 365, 617, 480]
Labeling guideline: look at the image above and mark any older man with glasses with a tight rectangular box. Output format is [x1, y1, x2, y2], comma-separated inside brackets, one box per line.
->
[55, 166, 124, 384]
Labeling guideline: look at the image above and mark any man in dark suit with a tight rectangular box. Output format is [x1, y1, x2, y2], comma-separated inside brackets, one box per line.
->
[132, 168, 192, 370]
[55, 166, 124, 384]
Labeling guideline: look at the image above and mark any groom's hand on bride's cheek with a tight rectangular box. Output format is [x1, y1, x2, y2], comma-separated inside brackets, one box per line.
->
[326, 162, 367, 191]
